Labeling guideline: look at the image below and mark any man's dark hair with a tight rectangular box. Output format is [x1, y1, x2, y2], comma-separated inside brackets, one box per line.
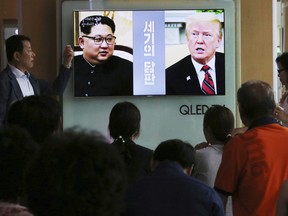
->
[153, 139, 195, 169]
[6, 95, 61, 144]
[26, 128, 127, 216]
[237, 80, 276, 120]
[5, 34, 31, 62]
[276, 52, 288, 71]
[80, 15, 116, 34]
[0, 125, 38, 203]
[203, 105, 234, 142]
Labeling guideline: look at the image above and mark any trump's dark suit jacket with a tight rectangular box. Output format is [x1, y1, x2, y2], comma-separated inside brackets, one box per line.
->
[0, 65, 71, 126]
[166, 52, 225, 95]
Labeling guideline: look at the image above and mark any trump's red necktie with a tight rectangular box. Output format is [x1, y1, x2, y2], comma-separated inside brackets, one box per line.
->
[201, 65, 215, 95]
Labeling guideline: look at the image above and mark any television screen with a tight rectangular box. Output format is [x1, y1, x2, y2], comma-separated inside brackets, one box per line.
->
[73, 9, 225, 97]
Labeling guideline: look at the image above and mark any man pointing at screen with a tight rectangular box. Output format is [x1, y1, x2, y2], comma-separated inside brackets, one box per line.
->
[166, 13, 225, 95]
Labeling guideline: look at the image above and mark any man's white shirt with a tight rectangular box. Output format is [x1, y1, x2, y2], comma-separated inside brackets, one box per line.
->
[9, 63, 35, 97]
[192, 56, 218, 94]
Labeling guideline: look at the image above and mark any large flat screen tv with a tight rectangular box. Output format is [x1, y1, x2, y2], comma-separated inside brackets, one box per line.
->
[73, 9, 225, 97]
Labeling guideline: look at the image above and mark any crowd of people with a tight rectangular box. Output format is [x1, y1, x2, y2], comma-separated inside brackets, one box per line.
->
[1, 16, 288, 216]
[0, 79, 288, 216]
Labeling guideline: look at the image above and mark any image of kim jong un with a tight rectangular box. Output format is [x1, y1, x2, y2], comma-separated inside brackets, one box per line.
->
[74, 15, 133, 96]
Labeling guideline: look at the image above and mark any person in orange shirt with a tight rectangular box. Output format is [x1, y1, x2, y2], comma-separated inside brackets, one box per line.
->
[215, 80, 288, 216]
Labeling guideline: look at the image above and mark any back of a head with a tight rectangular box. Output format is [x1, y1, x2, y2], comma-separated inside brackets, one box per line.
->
[5, 34, 31, 62]
[0, 125, 38, 203]
[0, 203, 33, 216]
[203, 105, 234, 143]
[153, 139, 195, 169]
[26, 128, 127, 216]
[80, 15, 116, 34]
[237, 80, 276, 122]
[108, 101, 141, 140]
[276, 52, 288, 70]
[6, 95, 61, 144]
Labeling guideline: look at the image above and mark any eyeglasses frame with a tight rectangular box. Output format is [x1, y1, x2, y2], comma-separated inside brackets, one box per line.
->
[82, 35, 116, 45]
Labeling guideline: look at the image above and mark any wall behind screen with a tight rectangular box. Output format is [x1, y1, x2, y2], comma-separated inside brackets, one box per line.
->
[61, 0, 236, 150]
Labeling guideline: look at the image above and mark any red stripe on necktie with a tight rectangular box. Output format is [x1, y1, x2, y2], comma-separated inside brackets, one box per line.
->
[201, 65, 215, 95]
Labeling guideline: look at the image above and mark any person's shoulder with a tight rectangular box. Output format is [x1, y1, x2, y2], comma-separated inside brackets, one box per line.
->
[192, 181, 221, 202]
[231, 126, 248, 137]
[222, 133, 247, 151]
[111, 55, 132, 65]
[139, 145, 153, 154]
[194, 142, 209, 150]
[74, 55, 84, 63]
[73, 55, 84, 71]
[0, 66, 10, 74]
[196, 144, 223, 156]
[183, 174, 220, 195]
[0, 66, 12, 79]
[216, 52, 224, 56]
[166, 55, 191, 72]
[133, 143, 153, 155]
[215, 52, 225, 60]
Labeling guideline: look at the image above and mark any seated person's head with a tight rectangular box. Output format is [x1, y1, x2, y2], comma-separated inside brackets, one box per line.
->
[78, 15, 116, 64]
[6, 95, 62, 144]
[0, 125, 38, 203]
[151, 139, 195, 175]
[203, 105, 234, 144]
[25, 128, 127, 216]
[108, 101, 141, 142]
[0, 203, 33, 216]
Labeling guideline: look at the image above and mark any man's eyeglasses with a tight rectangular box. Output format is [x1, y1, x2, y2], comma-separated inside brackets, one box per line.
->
[278, 68, 286, 73]
[82, 35, 116, 45]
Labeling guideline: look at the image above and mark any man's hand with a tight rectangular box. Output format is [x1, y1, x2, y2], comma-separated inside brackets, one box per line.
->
[63, 45, 74, 69]
[194, 142, 209, 150]
[274, 105, 288, 124]
[231, 126, 248, 137]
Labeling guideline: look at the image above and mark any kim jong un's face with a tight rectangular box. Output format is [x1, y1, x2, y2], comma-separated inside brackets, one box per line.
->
[79, 24, 116, 65]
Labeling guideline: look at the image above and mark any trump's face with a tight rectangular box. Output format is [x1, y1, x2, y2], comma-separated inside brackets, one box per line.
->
[187, 21, 222, 65]
[79, 24, 115, 64]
